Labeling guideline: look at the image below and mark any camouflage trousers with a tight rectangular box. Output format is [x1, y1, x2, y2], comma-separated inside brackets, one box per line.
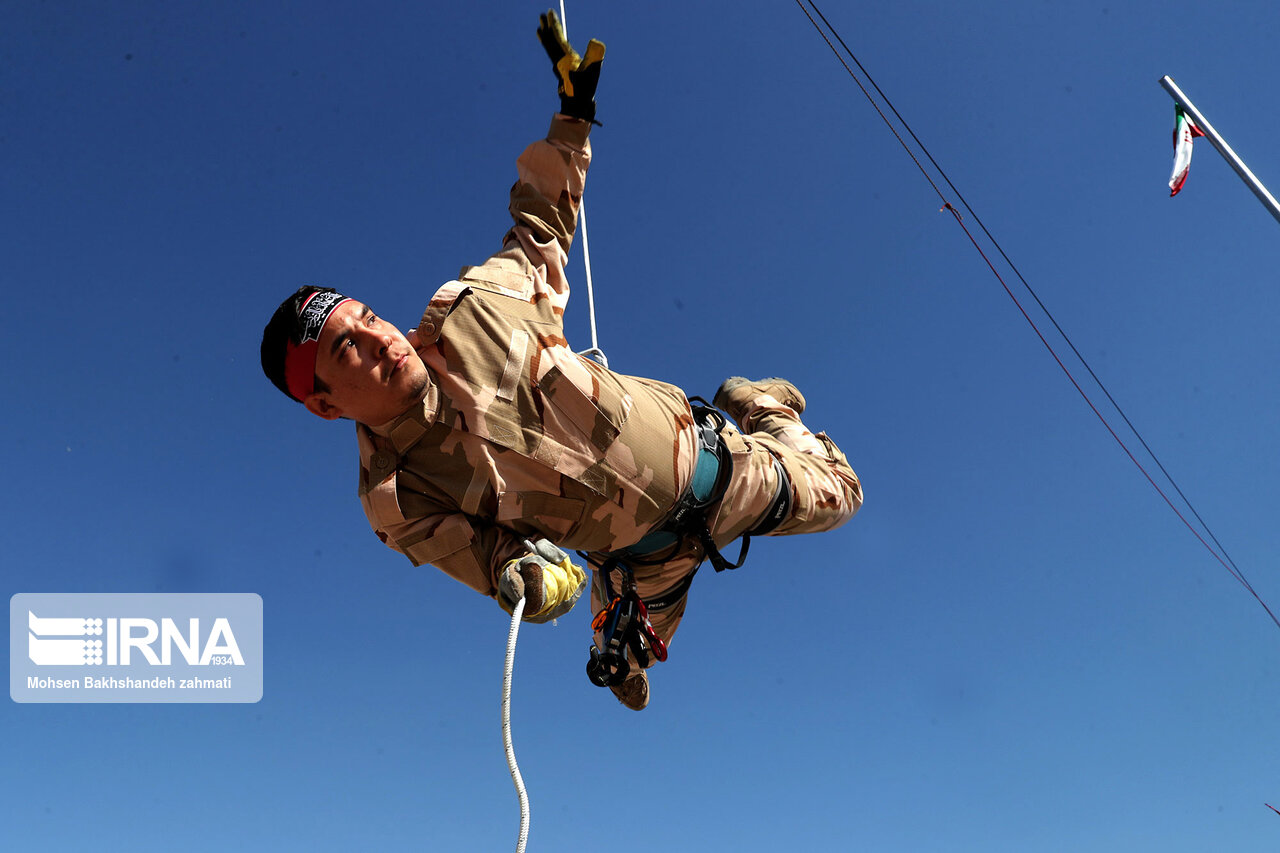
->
[588, 387, 863, 666]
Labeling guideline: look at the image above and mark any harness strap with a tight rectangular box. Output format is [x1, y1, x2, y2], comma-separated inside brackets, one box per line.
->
[747, 456, 794, 537]
[641, 570, 696, 612]
[699, 454, 793, 571]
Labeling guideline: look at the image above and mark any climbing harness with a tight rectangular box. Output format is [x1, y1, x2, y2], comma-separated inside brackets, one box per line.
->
[619, 401, 734, 566]
[622, 400, 792, 573]
[581, 399, 795, 687]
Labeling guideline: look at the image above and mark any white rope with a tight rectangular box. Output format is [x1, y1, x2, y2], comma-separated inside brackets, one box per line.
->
[577, 204, 607, 367]
[502, 596, 530, 853]
[499, 8, 594, 850]
[559, 0, 608, 368]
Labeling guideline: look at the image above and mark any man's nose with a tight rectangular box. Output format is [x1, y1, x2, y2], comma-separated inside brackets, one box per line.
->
[367, 326, 393, 356]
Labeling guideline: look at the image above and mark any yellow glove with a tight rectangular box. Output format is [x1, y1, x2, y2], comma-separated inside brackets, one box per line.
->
[498, 539, 587, 623]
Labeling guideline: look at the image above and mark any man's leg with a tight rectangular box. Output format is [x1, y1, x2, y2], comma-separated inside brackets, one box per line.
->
[712, 377, 863, 539]
[585, 378, 860, 710]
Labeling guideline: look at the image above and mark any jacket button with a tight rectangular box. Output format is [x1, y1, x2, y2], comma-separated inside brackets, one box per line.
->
[371, 452, 391, 470]
[422, 322, 436, 336]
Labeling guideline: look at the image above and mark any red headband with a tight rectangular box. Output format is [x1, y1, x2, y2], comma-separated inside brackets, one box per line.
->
[284, 291, 352, 401]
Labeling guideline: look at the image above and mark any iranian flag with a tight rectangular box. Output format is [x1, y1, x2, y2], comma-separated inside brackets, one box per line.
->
[1169, 104, 1206, 197]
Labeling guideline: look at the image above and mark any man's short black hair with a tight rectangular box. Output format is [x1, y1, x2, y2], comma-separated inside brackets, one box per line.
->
[260, 285, 338, 402]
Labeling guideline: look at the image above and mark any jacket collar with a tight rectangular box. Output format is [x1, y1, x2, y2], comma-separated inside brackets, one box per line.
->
[365, 379, 438, 454]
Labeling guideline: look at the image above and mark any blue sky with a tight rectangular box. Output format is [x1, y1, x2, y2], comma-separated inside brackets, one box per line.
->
[5, 1, 1280, 850]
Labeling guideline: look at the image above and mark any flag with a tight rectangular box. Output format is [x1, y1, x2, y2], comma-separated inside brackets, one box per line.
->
[1169, 105, 1206, 197]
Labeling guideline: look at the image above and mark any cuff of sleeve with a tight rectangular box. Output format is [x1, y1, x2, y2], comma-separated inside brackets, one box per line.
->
[548, 114, 593, 148]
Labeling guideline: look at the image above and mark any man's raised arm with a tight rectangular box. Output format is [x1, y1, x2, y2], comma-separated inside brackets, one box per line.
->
[456, 12, 604, 315]
[508, 9, 605, 257]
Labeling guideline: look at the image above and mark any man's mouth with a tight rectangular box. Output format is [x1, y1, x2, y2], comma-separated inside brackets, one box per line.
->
[390, 353, 408, 379]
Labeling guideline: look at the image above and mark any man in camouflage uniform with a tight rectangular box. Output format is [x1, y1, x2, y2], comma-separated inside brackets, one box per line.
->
[260, 12, 862, 710]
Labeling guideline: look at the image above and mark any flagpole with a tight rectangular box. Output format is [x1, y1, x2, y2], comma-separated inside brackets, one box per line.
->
[1159, 75, 1280, 225]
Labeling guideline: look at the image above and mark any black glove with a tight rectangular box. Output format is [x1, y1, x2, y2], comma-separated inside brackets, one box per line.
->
[537, 9, 605, 124]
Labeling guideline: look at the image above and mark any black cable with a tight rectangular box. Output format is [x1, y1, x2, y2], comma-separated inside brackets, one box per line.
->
[795, 0, 1275, 625]
[800, 0, 1249, 590]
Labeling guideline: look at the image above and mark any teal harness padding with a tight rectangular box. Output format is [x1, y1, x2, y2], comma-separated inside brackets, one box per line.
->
[689, 445, 721, 502]
[624, 443, 721, 556]
[616, 398, 791, 572]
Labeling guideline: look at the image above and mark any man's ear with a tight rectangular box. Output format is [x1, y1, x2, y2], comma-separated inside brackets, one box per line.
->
[304, 393, 345, 421]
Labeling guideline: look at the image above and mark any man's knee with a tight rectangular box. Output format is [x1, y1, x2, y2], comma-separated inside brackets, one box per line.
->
[770, 438, 862, 536]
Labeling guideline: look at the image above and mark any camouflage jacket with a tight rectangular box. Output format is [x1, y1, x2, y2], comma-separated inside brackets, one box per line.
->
[357, 116, 698, 599]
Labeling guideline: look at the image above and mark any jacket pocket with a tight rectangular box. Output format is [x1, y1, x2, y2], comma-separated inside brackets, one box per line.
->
[537, 362, 632, 453]
[497, 491, 585, 540]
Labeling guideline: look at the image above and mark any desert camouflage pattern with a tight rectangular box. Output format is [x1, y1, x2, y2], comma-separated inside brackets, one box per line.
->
[358, 116, 697, 597]
[356, 116, 862, 656]
[594, 392, 863, 659]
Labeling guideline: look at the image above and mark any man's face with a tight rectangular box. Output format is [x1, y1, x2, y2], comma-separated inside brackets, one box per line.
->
[303, 300, 429, 426]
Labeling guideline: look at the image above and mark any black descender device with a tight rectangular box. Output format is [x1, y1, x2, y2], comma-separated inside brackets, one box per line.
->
[585, 560, 667, 687]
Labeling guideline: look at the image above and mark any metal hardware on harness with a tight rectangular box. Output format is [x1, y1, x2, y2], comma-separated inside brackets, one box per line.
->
[581, 398, 797, 687]
[585, 559, 668, 688]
